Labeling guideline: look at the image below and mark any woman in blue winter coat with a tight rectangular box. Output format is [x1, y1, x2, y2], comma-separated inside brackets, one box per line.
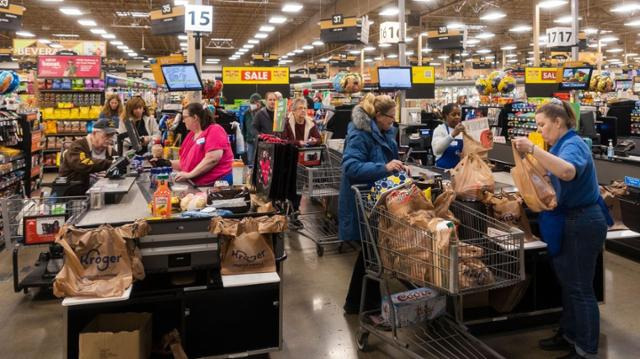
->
[339, 93, 406, 314]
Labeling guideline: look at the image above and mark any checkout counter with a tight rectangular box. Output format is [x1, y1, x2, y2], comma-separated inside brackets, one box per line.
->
[63, 176, 285, 359]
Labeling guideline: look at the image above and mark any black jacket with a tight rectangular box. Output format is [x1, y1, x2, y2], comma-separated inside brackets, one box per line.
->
[253, 107, 274, 135]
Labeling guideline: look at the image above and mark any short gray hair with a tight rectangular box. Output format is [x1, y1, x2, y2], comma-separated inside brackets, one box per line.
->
[291, 97, 307, 110]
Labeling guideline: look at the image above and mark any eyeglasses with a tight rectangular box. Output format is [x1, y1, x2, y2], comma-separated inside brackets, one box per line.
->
[295, 107, 307, 111]
[382, 113, 396, 120]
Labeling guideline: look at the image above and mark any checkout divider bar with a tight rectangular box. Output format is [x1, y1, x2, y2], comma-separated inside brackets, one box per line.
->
[139, 232, 217, 243]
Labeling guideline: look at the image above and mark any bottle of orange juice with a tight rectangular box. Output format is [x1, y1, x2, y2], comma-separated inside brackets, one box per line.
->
[152, 179, 172, 218]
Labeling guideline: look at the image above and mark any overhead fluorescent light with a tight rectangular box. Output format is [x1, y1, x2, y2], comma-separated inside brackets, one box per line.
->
[131, 12, 149, 18]
[430, 62, 441, 66]
[49, 43, 64, 49]
[238, 49, 248, 53]
[406, 37, 414, 43]
[438, 55, 449, 60]
[41, 0, 64, 2]
[374, 56, 382, 60]
[179, 42, 188, 47]
[254, 33, 269, 39]
[349, 50, 361, 54]
[363, 46, 376, 51]
[364, 58, 373, 63]
[485, 55, 496, 59]
[128, 53, 138, 57]
[538, 1, 568, 9]
[387, 54, 398, 58]
[282, 3, 303, 12]
[625, 19, 640, 27]
[447, 22, 465, 29]
[259, 25, 275, 32]
[422, 47, 432, 53]
[248, 39, 259, 44]
[294, 49, 304, 53]
[501, 45, 517, 50]
[612, 3, 640, 12]
[600, 36, 619, 43]
[379, 43, 391, 48]
[475, 32, 495, 39]
[287, 52, 295, 56]
[206, 58, 220, 62]
[110, 41, 123, 45]
[466, 39, 480, 45]
[175, 1, 189, 6]
[461, 52, 469, 57]
[78, 19, 97, 27]
[625, 53, 639, 57]
[509, 25, 532, 32]
[269, 16, 287, 24]
[477, 49, 492, 54]
[53, 33, 79, 38]
[60, 7, 83, 16]
[406, 50, 414, 55]
[319, 57, 329, 62]
[101, 34, 116, 39]
[243, 44, 255, 49]
[302, 45, 314, 50]
[507, 59, 518, 63]
[16, 31, 35, 37]
[583, 27, 598, 35]
[479, 11, 506, 21]
[38, 39, 51, 44]
[117, 45, 128, 50]
[178, 35, 188, 40]
[554, 15, 582, 24]
[379, 7, 399, 16]
[90, 28, 107, 34]
[505, 53, 518, 58]
[312, 40, 324, 46]
[606, 48, 623, 53]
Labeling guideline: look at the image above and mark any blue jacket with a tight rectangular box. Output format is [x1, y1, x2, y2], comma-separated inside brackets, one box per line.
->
[338, 105, 398, 241]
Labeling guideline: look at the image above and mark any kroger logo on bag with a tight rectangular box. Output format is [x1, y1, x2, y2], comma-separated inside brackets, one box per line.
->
[80, 249, 122, 272]
[231, 249, 267, 265]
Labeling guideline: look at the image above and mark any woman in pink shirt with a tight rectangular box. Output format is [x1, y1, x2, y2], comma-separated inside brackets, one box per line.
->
[172, 103, 233, 185]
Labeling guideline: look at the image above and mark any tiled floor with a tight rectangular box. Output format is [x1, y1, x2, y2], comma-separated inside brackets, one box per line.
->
[1, 225, 639, 358]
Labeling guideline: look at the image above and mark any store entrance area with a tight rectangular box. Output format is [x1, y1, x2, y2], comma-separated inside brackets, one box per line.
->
[1, 230, 639, 358]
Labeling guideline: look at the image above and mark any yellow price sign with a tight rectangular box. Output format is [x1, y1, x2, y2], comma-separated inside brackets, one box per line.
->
[411, 66, 435, 84]
[525, 67, 562, 84]
[222, 67, 290, 85]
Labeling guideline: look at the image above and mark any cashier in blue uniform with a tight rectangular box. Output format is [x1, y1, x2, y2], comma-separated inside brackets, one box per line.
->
[431, 103, 466, 169]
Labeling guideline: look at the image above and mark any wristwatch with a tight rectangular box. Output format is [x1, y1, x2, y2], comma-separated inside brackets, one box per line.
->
[528, 145, 535, 155]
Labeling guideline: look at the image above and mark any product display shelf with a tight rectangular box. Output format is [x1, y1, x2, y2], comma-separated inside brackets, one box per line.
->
[506, 103, 538, 141]
[0, 111, 41, 197]
[631, 103, 640, 136]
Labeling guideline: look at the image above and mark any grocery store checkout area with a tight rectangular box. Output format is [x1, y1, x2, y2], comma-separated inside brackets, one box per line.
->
[63, 173, 286, 359]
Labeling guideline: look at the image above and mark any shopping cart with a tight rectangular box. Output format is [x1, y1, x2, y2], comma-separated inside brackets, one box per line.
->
[293, 146, 343, 256]
[1, 195, 89, 293]
[352, 185, 524, 358]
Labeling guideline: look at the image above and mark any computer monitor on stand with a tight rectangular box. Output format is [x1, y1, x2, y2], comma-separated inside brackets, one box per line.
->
[117, 119, 144, 156]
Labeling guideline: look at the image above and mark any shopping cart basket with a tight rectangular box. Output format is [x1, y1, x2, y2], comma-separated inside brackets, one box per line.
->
[294, 146, 344, 256]
[352, 185, 524, 358]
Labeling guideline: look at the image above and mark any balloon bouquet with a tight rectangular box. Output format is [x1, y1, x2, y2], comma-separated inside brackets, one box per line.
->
[475, 71, 516, 104]
[202, 79, 224, 106]
[332, 72, 363, 94]
[589, 71, 614, 93]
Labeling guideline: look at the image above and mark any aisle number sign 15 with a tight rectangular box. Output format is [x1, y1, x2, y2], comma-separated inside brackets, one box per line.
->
[546, 27, 575, 48]
[185, 4, 213, 32]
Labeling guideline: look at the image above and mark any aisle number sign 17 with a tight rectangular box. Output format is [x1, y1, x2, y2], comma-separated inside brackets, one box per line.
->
[546, 27, 575, 48]
[185, 4, 213, 32]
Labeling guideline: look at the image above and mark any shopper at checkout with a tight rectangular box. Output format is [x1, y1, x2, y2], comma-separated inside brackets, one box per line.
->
[58, 118, 116, 195]
[242, 93, 263, 166]
[512, 99, 610, 359]
[99, 94, 124, 127]
[171, 103, 234, 185]
[431, 103, 466, 169]
[338, 93, 407, 314]
[118, 96, 160, 152]
[253, 92, 277, 135]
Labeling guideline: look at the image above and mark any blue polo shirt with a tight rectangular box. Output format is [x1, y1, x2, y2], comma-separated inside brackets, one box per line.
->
[548, 129, 600, 209]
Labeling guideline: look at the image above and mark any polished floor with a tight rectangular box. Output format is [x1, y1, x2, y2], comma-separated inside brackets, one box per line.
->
[1, 229, 639, 358]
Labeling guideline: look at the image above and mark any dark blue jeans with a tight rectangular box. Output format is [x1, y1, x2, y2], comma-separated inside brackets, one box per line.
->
[552, 203, 607, 358]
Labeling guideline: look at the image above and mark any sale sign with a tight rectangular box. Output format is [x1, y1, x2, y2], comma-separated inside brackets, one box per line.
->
[525, 67, 562, 84]
[222, 67, 289, 84]
[37, 56, 102, 78]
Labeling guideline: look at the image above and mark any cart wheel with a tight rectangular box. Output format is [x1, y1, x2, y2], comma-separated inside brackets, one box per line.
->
[316, 245, 324, 257]
[356, 329, 369, 351]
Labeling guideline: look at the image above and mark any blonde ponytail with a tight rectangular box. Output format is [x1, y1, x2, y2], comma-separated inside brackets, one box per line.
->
[360, 93, 376, 117]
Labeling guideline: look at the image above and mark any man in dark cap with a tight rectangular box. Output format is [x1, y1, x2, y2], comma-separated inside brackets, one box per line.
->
[59, 118, 116, 193]
[243, 93, 263, 166]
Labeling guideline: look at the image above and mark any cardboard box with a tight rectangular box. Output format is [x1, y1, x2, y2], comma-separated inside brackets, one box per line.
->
[79, 312, 152, 359]
[382, 287, 446, 328]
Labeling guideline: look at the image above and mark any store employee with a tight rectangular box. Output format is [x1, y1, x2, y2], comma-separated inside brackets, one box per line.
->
[431, 103, 466, 169]
[59, 118, 116, 193]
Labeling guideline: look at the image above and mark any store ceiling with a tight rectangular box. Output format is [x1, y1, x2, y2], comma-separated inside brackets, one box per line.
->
[4, 0, 639, 66]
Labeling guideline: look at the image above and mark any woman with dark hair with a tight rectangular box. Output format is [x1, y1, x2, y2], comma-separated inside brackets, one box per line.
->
[431, 103, 466, 169]
[171, 103, 233, 185]
[513, 99, 609, 359]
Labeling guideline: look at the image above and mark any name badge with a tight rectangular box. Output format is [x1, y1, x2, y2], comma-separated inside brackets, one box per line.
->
[196, 137, 205, 145]
[450, 140, 458, 147]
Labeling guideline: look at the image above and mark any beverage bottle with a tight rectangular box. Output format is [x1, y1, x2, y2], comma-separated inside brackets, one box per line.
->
[607, 139, 614, 160]
[152, 179, 172, 218]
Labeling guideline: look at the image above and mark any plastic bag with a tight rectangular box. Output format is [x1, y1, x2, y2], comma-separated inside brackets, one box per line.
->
[450, 152, 495, 201]
[510, 144, 557, 212]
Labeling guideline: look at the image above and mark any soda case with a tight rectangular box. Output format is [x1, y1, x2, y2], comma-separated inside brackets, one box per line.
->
[381, 287, 446, 328]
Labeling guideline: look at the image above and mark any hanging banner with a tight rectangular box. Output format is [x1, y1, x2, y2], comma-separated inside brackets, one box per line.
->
[222, 67, 289, 85]
[320, 15, 369, 44]
[13, 39, 107, 57]
[37, 56, 102, 78]
[525, 67, 562, 84]
[273, 99, 288, 132]
[0, 3, 24, 31]
[428, 27, 464, 50]
[150, 54, 185, 85]
[150, 5, 185, 36]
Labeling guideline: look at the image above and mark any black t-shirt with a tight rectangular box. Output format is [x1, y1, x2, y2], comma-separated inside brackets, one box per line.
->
[136, 119, 149, 137]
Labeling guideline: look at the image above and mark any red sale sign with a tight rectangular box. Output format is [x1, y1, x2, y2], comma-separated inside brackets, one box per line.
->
[37, 56, 102, 78]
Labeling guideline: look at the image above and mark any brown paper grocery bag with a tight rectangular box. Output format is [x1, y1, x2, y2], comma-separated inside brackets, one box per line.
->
[600, 183, 628, 230]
